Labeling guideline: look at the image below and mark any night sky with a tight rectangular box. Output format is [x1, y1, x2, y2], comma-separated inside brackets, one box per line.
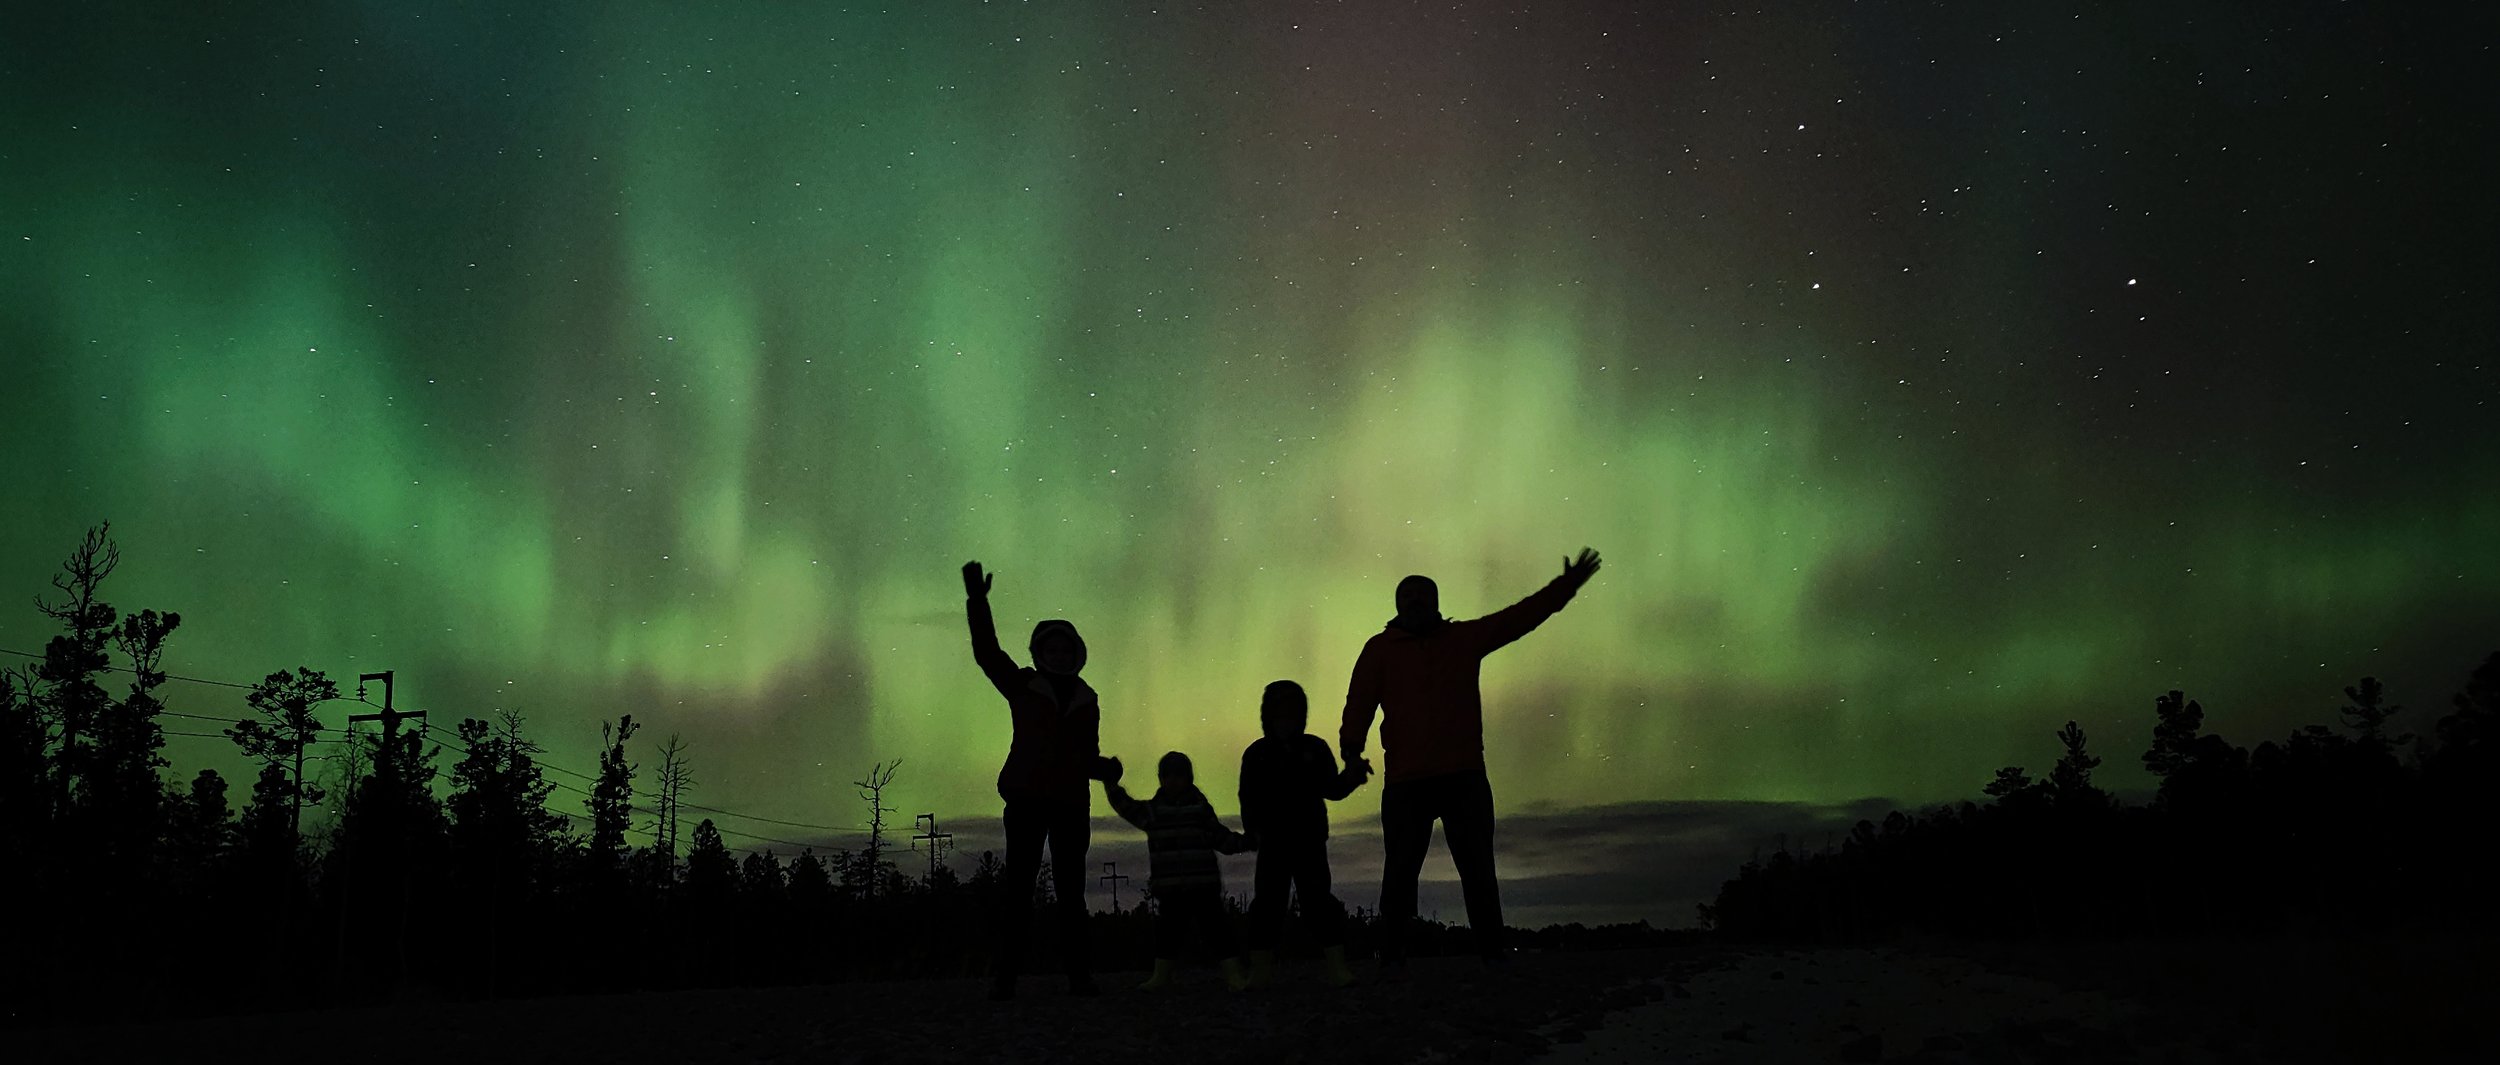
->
[4, 2, 2493, 923]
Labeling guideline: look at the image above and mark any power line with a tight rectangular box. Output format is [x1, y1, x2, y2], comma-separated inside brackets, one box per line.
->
[0, 646, 258, 690]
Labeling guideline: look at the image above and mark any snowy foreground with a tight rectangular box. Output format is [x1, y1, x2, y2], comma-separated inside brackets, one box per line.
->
[15, 941, 2483, 1064]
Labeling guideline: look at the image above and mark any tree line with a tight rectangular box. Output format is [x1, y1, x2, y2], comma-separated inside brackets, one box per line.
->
[0, 525, 1003, 1021]
[1701, 651, 2500, 942]
[6, 524, 1662, 1026]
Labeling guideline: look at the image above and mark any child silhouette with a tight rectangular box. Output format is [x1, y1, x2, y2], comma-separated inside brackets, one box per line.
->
[1238, 679, 1370, 986]
[1104, 751, 1257, 991]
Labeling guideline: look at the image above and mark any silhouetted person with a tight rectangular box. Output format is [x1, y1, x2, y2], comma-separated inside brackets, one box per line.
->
[1238, 679, 1370, 987]
[1104, 751, 1256, 991]
[1342, 548, 1602, 970]
[964, 560, 1111, 1000]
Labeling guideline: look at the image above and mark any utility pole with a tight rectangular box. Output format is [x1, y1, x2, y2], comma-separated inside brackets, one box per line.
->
[1099, 861, 1131, 912]
[910, 813, 952, 884]
[349, 670, 425, 988]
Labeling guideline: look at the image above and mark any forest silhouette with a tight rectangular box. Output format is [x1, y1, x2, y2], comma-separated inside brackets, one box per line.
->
[3, 522, 2492, 1027]
[1, 524, 1660, 1025]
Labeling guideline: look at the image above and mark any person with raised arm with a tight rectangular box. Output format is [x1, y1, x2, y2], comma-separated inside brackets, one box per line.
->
[1341, 548, 1603, 973]
[964, 560, 1114, 1000]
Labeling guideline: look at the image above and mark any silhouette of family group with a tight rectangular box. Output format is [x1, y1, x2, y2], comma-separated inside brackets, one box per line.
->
[965, 548, 1604, 999]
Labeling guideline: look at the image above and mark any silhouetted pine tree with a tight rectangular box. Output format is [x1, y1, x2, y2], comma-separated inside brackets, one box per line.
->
[83, 607, 178, 870]
[788, 848, 833, 906]
[229, 668, 338, 842]
[445, 712, 568, 995]
[0, 668, 44, 861]
[324, 725, 449, 990]
[36, 524, 120, 833]
[584, 715, 639, 881]
[684, 818, 737, 906]
[164, 767, 232, 895]
[2048, 720, 2106, 808]
[2341, 676, 2407, 752]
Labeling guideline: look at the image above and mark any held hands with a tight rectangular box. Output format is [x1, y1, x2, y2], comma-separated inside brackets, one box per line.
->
[962, 560, 994, 598]
[1561, 547, 1602, 590]
[1343, 755, 1374, 787]
[1093, 755, 1123, 785]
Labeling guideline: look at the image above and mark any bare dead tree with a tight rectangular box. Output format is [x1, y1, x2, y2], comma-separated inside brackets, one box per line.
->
[854, 760, 900, 903]
[651, 733, 693, 866]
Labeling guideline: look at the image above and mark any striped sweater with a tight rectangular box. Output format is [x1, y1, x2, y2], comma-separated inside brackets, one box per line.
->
[1105, 782, 1254, 890]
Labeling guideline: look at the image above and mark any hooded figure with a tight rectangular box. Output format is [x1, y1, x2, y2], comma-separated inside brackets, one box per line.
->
[1238, 679, 1368, 987]
[993, 617, 1105, 800]
[964, 561, 1112, 999]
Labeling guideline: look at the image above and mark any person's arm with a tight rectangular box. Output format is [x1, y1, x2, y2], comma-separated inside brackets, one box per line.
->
[1104, 781, 1150, 830]
[963, 561, 1020, 695]
[1211, 808, 1256, 854]
[1081, 692, 1102, 772]
[1316, 736, 1365, 800]
[1237, 747, 1259, 838]
[1339, 639, 1383, 767]
[1462, 547, 1602, 655]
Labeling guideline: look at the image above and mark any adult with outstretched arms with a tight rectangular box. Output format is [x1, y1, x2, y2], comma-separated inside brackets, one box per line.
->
[1341, 547, 1602, 971]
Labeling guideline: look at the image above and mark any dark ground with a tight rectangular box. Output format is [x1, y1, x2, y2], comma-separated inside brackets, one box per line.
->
[8, 939, 2491, 1064]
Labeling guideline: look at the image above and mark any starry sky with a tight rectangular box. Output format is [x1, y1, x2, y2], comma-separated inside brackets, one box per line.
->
[4, 2, 2493, 922]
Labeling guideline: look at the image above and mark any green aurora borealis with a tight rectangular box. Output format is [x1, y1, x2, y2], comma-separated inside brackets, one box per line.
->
[4, 2, 2494, 848]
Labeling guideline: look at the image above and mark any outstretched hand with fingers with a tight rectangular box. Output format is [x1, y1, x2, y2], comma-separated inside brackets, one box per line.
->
[963, 560, 994, 598]
[1561, 547, 1602, 590]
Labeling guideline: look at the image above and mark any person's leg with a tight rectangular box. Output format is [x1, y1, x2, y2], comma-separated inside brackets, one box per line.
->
[1153, 892, 1191, 956]
[1376, 778, 1438, 967]
[1302, 839, 1358, 986]
[1246, 847, 1292, 951]
[1197, 886, 1241, 957]
[1199, 886, 1248, 989]
[1295, 837, 1348, 946]
[1047, 800, 1094, 990]
[1141, 885, 1189, 990]
[1441, 771, 1506, 959]
[992, 800, 1047, 993]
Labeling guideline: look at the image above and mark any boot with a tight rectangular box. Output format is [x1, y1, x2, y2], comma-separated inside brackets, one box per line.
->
[1137, 958, 1177, 992]
[1320, 944, 1357, 988]
[1245, 950, 1277, 990]
[1220, 956, 1251, 992]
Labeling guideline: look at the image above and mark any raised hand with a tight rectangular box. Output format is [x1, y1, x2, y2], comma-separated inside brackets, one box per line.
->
[1561, 547, 1602, 589]
[962, 560, 994, 598]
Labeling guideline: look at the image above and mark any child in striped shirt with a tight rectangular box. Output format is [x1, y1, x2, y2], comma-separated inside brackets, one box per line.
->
[1104, 751, 1258, 991]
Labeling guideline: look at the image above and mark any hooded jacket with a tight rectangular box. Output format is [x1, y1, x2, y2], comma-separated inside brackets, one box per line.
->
[1105, 781, 1253, 891]
[969, 597, 1101, 803]
[1340, 572, 1581, 784]
[1238, 733, 1362, 841]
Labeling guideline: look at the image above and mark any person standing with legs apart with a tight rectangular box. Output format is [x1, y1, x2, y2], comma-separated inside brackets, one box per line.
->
[1341, 548, 1602, 973]
[964, 560, 1114, 1000]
